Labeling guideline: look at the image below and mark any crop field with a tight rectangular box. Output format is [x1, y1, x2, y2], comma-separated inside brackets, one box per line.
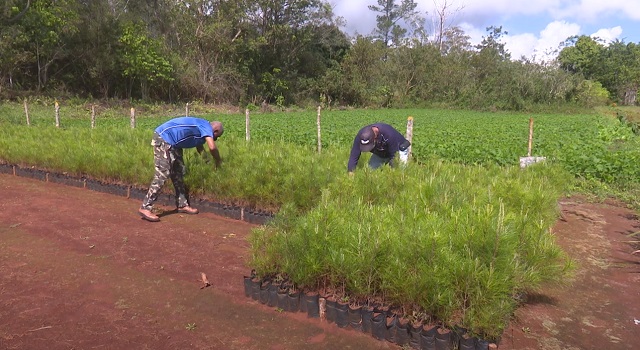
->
[217, 108, 640, 189]
[3, 103, 638, 187]
[2, 102, 639, 341]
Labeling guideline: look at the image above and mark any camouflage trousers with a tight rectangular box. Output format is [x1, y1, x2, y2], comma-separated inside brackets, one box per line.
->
[141, 132, 190, 210]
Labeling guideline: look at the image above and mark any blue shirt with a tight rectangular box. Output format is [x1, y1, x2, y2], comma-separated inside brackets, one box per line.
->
[155, 117, 214, 149]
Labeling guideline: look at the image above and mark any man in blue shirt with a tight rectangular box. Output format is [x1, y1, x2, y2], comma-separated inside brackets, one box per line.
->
[138, 117, 224, 222]
[348, 123, 410, 174]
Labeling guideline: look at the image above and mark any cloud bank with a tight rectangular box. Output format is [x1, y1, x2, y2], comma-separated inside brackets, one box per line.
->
[333, 0, 638, 60]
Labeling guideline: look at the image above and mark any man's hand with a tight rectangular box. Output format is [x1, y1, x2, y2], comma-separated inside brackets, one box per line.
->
[205, 136, 222, 168]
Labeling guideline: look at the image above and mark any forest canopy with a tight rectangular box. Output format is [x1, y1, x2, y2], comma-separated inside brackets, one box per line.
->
[1, 0, 638, 110]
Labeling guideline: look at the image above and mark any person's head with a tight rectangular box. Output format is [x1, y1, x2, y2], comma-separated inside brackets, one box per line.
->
[357, 126, 376, 152]
[210, 121, 224, 141]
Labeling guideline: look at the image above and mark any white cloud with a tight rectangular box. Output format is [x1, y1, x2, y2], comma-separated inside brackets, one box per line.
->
[500, 21, 579, 61]
[535, 21, 580, 59]
[503, 22, 625, 61]
[504, 33, 539, 60]
[333, 1, 637, 60]
[454, 0, 559, 18]
[332, 0, 376, 35]
[590, 26, 623, 43]
[458, 22, 485, 46]
[558, 0, 640, 21]
[457, 0, 640, 22]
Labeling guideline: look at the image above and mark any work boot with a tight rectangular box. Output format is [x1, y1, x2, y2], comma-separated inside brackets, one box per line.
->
[177, 206, 199, 215]
[138, 208, 160, 222]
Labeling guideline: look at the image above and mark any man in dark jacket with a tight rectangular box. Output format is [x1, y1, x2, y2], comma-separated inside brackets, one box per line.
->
[347, 123, 410, 173]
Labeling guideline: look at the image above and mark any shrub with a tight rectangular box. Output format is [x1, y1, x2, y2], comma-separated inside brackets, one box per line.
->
[575, 80, 610, 107]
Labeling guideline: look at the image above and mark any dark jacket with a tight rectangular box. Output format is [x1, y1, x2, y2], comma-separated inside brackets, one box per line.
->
[347, 123, 409, 172]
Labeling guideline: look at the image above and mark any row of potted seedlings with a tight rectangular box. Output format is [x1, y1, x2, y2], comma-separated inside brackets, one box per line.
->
[0, 163, 274, 225]
[243, 274, 492, 350]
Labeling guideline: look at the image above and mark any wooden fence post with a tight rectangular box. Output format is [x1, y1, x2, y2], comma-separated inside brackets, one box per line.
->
[55, 100, 60, 128]
[245, 108, 250, 142]
[130, 107, 136, 128]
[527, 117, 533, 157]
[24, 99, 30, 126]
[401, 116, 414, 165]
[91, 105, 96, 129]
[317, 105, 322, 154]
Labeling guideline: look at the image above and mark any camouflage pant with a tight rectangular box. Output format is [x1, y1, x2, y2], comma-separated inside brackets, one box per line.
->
[141, 132, 189, 210]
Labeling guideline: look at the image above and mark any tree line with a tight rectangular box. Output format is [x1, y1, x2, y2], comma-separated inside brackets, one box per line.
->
[1, 0, 638, 110]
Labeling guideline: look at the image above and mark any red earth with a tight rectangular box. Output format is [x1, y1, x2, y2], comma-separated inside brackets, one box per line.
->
[1, 174, 639, 350]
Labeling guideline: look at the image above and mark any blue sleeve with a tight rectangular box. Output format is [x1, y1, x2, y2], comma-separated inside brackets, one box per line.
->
[347, 135, 361, 172]
[198, 121, 214, 139]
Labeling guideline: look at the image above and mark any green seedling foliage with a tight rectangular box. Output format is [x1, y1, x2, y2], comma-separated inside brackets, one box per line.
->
[250, 161, 574, 340]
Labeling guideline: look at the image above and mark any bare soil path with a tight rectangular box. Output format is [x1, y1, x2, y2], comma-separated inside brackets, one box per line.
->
[1, 174, 639, 349]
[499, 198, 640, 350]
[0, 175, 390, 350]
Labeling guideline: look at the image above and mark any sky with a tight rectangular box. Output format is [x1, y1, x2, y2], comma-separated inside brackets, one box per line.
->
[332, 0, 640, 61]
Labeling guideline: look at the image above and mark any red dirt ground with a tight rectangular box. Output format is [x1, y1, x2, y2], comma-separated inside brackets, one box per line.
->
[1, 174, 639, 349]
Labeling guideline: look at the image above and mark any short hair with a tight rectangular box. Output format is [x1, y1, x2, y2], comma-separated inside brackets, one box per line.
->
[210, 121, 224, 138]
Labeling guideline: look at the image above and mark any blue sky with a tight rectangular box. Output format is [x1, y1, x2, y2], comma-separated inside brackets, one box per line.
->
[333, 0, 640, 61]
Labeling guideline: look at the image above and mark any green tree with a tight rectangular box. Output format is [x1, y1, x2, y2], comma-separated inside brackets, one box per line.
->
[441, 26, 471, 55]
[430, 37, 473, 103]
[574, 80, 610, 107]
[428, 27, 473, 104]
[14, 0, 80, 91]
[299, 22, 350, 105]
[0, 0, 31, 92]
[66, 1, 122, 98]
[368, 0, 418, 47]
[165, 0, 249, 103]
[559, 36, 639, 105]
[558, 35, 604, 77]
[466, 26, 512, 108]
[0, 0, 30, 24]
[386, 42, 441, 106]
[118, 22, 174, 100]
[340, 36, 387, 106]
[243, 0, 343, 105]
[476, 26, 510, 61]
[599, 41, 640, 105]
